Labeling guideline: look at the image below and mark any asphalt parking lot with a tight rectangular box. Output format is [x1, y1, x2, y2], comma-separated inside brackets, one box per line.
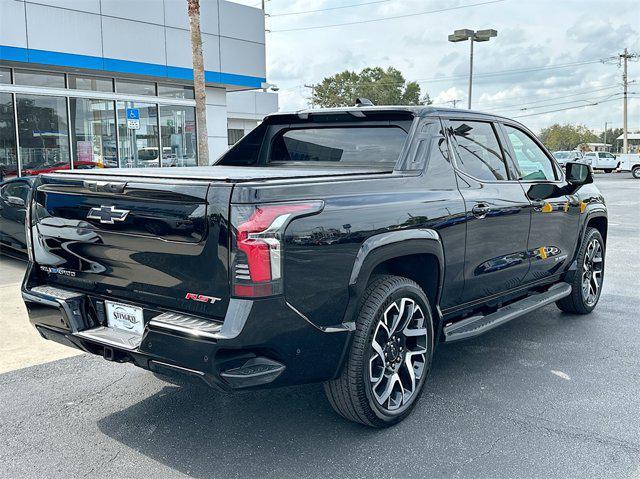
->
[0, 173, 638, 478]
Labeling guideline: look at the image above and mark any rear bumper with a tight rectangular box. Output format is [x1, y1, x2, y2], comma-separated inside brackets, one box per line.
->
[22, 265, 352, 391]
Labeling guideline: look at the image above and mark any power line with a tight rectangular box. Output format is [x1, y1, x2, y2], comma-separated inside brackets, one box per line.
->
[283, 58, 606, 94]
[269, 0, 393, 17]
[496, 92, 624, 114]
[473, 84, 619, 109]
[269, 0, 506, 33]
[485, 86, 621, 112]
[513, 94, 637, 118]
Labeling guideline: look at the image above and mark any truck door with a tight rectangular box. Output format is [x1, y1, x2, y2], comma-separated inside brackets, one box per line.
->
[445, 118, 532, 304]
[498, 122, 580, 283]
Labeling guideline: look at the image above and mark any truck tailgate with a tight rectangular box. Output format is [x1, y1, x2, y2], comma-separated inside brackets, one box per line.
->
[30, 174, 232, 318]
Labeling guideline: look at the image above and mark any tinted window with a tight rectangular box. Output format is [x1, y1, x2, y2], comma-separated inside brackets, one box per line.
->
[14, 70, 65, 88]
[2, 181, 30, 202]
[269, 127, 406, 168]
[68, 75, 113, 92]
[449, 120, 508, 181]
[598, 152, 614, 159]
[0, 67, 11, 84]
[116, 79, 156, 96]
[504, 125, 556, 181]
[158, 84, 195, 99]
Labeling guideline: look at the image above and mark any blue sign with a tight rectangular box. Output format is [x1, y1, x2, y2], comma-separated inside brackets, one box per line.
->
[126, 108, 139, 120]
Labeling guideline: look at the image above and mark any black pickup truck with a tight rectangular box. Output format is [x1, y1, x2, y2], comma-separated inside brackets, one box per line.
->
[22, 106, 607, 427]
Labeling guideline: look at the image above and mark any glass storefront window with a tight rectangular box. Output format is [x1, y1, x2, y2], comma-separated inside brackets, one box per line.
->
[228, 128, 244, 146]
[116, 101, 160, 168]
[14, 70, 66, 89]
[16, 94, 70, 176]
[68, 75, 113, 92]
[0, 68, 11, 85]
[70, 98, 117, 169]
[159, 105, 197, 167]
[116, 79, 156, 96]
[0, 93, 18, 180]
[158, 84, 195, 99]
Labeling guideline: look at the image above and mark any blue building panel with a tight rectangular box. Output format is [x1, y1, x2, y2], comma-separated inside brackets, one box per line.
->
[0, 45, 265, 89]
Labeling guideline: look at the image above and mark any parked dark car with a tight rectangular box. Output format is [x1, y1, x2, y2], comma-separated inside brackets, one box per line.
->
[0, 176, 34, 256]
[21, 105, 606, 427]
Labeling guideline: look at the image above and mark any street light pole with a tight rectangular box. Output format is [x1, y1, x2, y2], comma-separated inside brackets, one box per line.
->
[448, 29, 497, 110]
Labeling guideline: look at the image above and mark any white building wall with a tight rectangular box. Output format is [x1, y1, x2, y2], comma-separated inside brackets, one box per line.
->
[206, 87, 229, 162]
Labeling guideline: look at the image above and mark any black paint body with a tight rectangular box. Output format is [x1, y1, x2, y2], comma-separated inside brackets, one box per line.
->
[21, 107, 607, 390]
[0, 176, 34, 255]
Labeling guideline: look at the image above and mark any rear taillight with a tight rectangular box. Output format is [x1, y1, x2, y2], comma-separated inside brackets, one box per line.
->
[230, 201, 323, 298]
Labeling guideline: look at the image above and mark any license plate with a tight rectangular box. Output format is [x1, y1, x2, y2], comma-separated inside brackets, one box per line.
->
[105, 301, 144, 336]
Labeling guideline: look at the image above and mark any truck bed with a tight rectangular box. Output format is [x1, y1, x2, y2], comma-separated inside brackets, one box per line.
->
[54, 165, 393, 182]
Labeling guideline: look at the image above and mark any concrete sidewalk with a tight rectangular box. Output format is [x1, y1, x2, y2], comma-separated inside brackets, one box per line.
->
[0, 255, 81, 374]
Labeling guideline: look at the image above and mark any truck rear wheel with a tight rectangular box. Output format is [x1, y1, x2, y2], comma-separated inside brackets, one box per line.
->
[632, 166, 640, 179]
[324, 275, 434, 427]
[556, 227, 605, 314]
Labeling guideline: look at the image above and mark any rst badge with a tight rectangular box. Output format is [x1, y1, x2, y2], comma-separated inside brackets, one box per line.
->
[185, 293, 221, 304]
[87, 205, 130, 224]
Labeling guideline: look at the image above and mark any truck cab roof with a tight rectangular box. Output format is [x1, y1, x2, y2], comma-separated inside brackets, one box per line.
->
[266, 105, 511, 122]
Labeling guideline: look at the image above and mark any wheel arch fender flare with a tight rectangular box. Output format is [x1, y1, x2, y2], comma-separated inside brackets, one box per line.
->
[344, 229, 445, 319]
[569, 209, 607, 272]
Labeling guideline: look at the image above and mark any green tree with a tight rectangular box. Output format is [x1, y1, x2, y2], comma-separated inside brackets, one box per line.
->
[599, 127, 623, 146]
[538, 123, 598, 151]
[311, 67, 431, 107]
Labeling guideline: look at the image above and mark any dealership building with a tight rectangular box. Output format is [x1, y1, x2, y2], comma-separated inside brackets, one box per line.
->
[0, 0, 277, 178]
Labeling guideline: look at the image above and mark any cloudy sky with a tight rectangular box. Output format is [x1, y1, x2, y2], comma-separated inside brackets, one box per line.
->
[235, 0, 639, 134]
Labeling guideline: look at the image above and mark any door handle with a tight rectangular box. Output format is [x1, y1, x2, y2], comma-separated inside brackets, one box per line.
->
[471, 203, 490, 218]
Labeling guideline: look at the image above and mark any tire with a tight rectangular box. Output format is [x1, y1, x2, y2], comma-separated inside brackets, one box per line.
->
[556, 227, 605, 314]
[632, 166, 640, 179]
[604, 169, 613, 174]
[324, 275, 434, 427]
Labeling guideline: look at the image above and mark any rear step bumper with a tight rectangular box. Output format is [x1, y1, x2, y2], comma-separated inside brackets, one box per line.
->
[22, 279, 351, 390]
[444, 282, 572, 342]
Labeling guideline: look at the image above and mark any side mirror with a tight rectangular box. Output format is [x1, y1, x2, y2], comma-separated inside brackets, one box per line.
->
[565, 162, 593, 188]
[526, 183, 560, 201]
[5, 196, 26, 207]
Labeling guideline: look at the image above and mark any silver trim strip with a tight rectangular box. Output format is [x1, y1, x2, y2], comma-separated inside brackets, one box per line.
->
[148, 319, 222, 339]
[0, 84, 196, 106]
[286, 301, 355, 333]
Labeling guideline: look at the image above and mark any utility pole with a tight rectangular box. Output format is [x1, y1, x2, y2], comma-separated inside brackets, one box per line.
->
[603, 49, 638, 154]
[304, 84, 315, 108]
[604, 121, 608, 151]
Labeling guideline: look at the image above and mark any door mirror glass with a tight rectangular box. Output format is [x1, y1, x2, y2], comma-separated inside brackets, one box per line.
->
[526, 183, 560, 201]
[565, 162, 593, 187]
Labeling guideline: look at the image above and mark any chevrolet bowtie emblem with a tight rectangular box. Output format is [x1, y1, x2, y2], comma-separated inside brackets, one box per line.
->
[87, 205, 130, 224]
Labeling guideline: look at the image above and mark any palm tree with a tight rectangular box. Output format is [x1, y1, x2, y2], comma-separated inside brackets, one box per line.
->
[187, 0, 209, 166]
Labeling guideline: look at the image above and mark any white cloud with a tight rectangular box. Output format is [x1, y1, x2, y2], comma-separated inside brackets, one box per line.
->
[239, 0, 639, 133]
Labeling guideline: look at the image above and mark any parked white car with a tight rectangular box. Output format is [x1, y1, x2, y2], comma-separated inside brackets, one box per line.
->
[552, 150, 582, 166]
[617, 154, 640, 179]
[581, 151, 619, 172]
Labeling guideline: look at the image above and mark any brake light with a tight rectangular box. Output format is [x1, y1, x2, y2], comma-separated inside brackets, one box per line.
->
[231, 201, 323, 298]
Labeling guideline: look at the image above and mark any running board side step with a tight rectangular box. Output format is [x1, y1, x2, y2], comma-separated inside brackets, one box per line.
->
[443, 282, 572, 343]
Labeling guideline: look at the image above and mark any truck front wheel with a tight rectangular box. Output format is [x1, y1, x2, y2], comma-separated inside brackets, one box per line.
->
[324, 275, 434, 427]
[556, 227, 605, 314]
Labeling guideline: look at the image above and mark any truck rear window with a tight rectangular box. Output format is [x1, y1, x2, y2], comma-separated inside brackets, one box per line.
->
[217, 124, 408, 169]
[269, 127, 406, 168]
